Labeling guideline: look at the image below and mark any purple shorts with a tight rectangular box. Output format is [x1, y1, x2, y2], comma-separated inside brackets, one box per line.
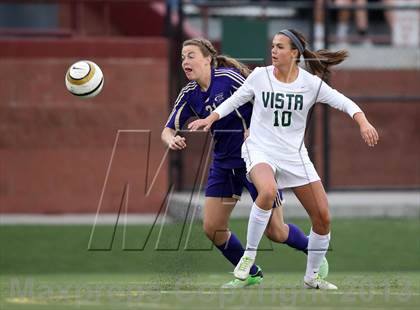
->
[205, 166, 283, 207]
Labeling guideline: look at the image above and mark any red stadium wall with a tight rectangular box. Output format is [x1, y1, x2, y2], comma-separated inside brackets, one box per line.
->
[57, 2, 165, 36]
[1, 37, 419, 215]
[0, 38, 169, 214]
[327, 70, 420, 188]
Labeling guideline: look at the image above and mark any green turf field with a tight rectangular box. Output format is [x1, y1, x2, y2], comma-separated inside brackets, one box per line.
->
[1, 272, 419, 309]
[1, 218, 419, 309]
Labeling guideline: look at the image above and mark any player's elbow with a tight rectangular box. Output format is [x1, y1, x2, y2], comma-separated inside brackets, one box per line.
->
[161, 127, 172, 144]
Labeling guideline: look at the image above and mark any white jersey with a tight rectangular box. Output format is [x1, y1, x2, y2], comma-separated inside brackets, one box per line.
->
[214, 66, 362, 163]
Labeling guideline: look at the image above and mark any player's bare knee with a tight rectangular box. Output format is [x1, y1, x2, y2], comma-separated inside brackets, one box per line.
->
[257, 186, 277, 207]
[203, 222, 228, 243]
[319, 208, 331, 228]
[202, 221, 214, 240]
[312, 210, 331, 234]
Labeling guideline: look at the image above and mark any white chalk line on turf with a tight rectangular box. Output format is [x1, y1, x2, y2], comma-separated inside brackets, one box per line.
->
[153, 290, 420, 296]
[6, 290, 419, 299]
[0, 214, 170, 225]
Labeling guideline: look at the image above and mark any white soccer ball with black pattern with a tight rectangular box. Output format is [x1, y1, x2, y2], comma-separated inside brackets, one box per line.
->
[65, 60, 104, 98]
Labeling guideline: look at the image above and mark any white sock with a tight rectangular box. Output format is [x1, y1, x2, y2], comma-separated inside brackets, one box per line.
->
[336, 22, 349, 42]
[314, 23, 324, 39]
[305, 228, 330, 280]
[314, 23, 325, 50]
[244, 203, 272, 260]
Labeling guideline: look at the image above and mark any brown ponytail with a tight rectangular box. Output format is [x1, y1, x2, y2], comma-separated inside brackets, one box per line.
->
[279, 29, 348, 79]
[183, 38, 251, 78]
[302, 48, 348, 79]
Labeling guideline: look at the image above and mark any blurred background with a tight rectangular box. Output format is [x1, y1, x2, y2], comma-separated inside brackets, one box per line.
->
[0, 0, 418, 218]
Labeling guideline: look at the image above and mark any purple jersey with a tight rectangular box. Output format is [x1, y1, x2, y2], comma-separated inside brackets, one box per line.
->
[165, 67, 253, 169]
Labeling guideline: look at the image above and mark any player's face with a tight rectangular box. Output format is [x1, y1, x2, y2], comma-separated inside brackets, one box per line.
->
[181, 45, 211, 81]
[271, 34, 299, 68]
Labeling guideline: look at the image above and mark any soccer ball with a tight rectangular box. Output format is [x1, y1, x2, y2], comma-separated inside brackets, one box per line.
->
[65, 60, 104, 98]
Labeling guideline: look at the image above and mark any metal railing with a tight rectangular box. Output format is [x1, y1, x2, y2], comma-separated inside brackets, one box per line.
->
[0, 0, 168, 37]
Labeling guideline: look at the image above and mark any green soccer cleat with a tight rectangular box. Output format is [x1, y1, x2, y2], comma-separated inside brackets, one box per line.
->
[318, 256, 329, 279]
[221, 266, 264, 288]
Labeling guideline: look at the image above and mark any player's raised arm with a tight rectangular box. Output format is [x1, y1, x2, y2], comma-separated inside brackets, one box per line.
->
[188, 68, 258, 131]
[316, 78, 379, 147]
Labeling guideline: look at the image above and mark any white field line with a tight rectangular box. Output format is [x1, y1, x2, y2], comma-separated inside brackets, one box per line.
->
[0, 214, 168, 225]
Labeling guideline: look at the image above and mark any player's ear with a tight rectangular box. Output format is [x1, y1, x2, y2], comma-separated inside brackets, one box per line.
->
[205, 55, 212, 66]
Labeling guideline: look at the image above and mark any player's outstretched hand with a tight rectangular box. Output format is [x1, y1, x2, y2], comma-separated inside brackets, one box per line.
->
[354, 112, 379, 147]
[188, 112, 220, 131]
[168, 135, 187, 150]
[360, 122, 379, 147]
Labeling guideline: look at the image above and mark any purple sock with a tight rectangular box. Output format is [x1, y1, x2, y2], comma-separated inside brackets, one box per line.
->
[284, 223, 309, 253]
[216, 232, 258, 275]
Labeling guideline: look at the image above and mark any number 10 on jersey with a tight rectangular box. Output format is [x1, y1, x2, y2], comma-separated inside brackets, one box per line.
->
[273, 110, 292, 127]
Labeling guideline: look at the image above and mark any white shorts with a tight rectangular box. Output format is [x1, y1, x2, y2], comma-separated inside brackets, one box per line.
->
[242, 149, 321, 189]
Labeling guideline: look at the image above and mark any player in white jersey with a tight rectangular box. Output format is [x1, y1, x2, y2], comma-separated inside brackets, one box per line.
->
[163, 38, 330, 289]
[189, 29, 379, 290]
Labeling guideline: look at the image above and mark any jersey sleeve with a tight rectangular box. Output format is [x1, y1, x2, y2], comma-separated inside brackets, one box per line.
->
[228, 70, 246, 93]
[316, 76, 362, 118]
[165, 90, 195, 131]
[213, 68, 259, 119]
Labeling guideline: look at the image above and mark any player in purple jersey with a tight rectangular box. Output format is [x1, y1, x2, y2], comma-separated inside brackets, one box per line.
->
[161, 38, 328, 288]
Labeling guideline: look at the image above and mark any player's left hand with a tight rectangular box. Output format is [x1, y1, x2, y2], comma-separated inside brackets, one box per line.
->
[360, 122, 379, 147]
[188, 119, 211, 131]
[188, 112, 220, 131]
